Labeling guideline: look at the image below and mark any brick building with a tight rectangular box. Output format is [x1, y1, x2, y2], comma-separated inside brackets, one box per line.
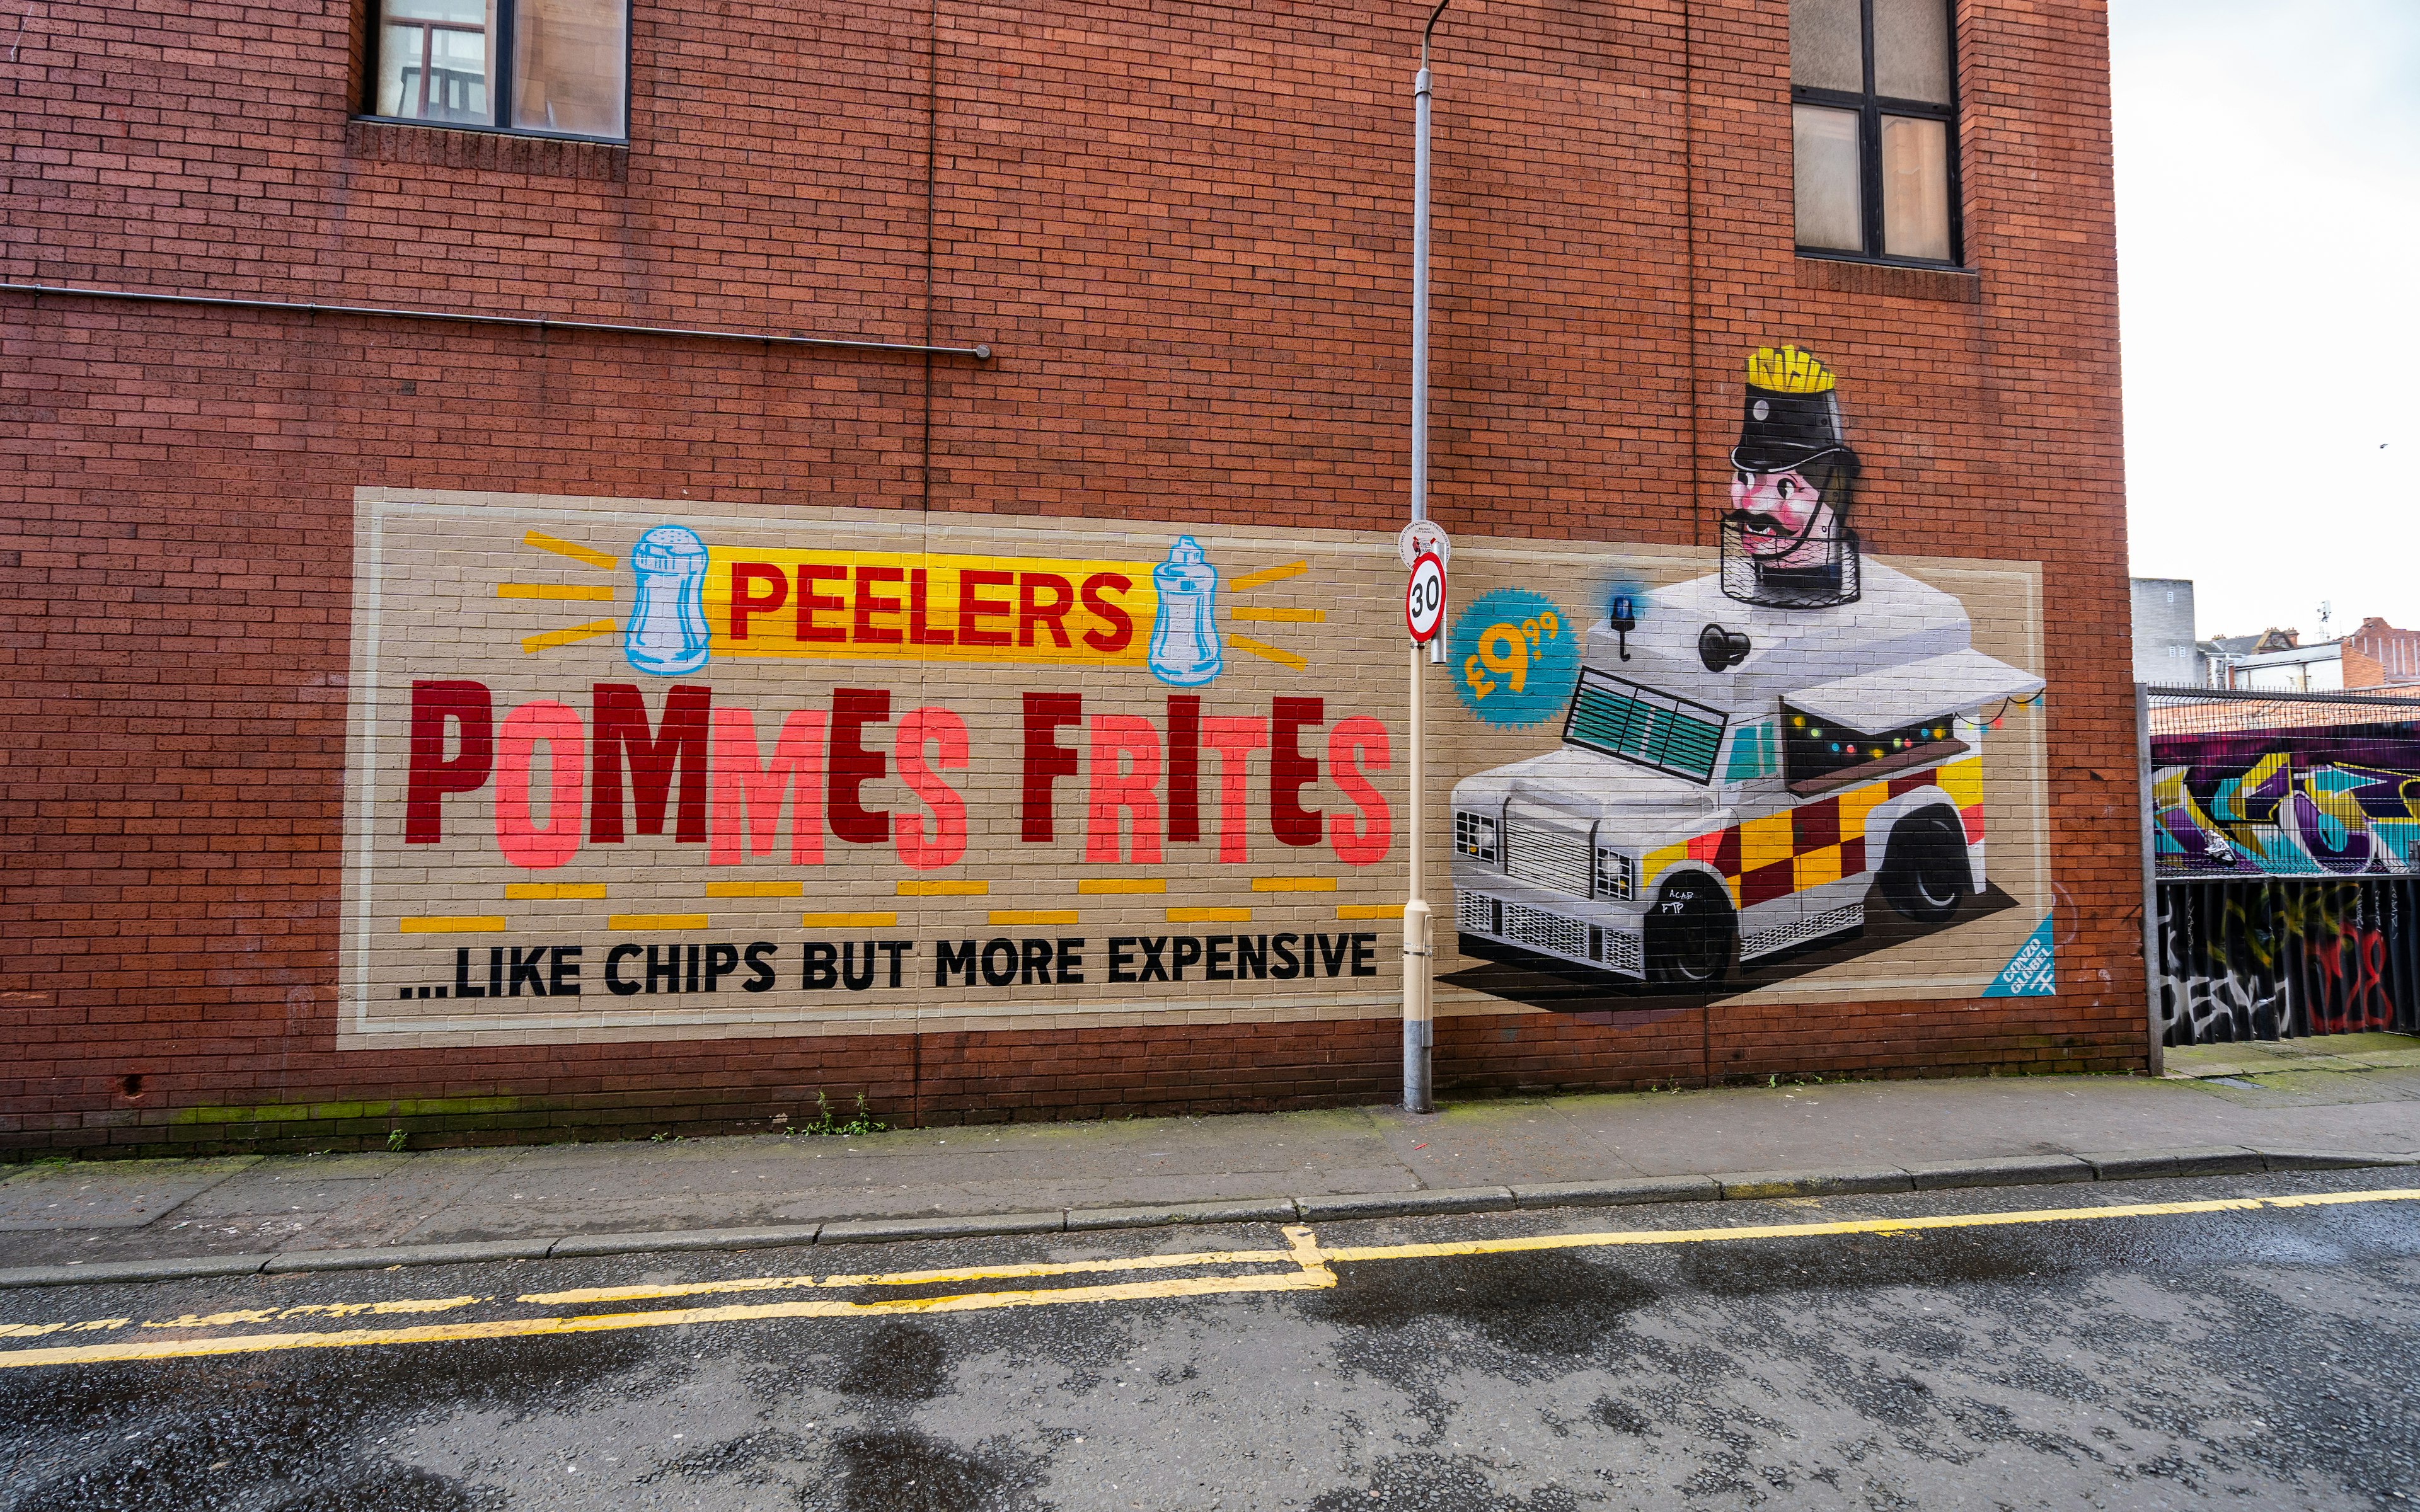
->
[1, 0, 2134, 1155]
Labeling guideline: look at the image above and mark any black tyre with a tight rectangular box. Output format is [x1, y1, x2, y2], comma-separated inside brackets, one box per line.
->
[1879, 805, 1973, 924]
[1645, 874, 1736, 986]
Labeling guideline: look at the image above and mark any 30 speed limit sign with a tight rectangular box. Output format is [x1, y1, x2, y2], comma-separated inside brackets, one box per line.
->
[1405, 551, 1447, 643]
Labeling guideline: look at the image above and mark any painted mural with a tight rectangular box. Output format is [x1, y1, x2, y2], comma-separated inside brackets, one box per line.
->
[2152, 718, 2420, 878]
[1444, 348, 2048, 1000]
[340, 345, 2053, 1046]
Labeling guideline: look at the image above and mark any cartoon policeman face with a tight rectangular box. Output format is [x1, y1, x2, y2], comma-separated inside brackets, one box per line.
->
[1729, 462, 1838, 570]
[1724, 346, 1857, 582]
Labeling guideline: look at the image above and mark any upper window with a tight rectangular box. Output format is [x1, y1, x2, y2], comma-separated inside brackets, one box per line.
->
[367, 1, 629, 140]
[1790, 0, 1959, 265]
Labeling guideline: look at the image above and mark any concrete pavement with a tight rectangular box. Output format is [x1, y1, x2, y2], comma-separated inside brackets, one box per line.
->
[4, 1060, 2417, 1281]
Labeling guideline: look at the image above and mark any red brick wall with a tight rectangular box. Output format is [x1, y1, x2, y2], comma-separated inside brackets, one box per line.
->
[0, 0, 2136, 1155]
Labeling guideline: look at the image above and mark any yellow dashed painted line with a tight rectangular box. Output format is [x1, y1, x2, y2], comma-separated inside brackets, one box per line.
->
[518, 1244, 1306, 1307]
[521, 530, 617, 572]
[0, 1270, 1342, 1371]
[0, 1231, 1334, 1370]
[6, 1193, 2416, 1370]
[703, 881, 802, 898]
[1226, 561, 1309, 593]
[1317, 1193, 2358, 1263]
[497, 583, 616, 602]
[519, 618, 618, 655]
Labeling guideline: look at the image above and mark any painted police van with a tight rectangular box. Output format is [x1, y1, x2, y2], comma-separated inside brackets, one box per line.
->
[1448, 544, 2042, 987]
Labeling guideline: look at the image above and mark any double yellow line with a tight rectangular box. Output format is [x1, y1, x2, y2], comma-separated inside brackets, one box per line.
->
[3, 1188, 2414, 1372]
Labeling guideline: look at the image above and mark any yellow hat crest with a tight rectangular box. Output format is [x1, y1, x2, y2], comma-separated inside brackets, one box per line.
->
[1745, 345, 1835, 396]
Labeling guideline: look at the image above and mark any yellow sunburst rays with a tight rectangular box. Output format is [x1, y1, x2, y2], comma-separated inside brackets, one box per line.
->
[1224, 560, 1320, 671]
[505, 531, 621, 654]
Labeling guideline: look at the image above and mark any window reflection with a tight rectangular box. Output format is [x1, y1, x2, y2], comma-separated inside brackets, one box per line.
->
[1794, 106, 1865, 253]
[512, 0, 628, 137]
[369, 0, 625, 140]
[376, 1, 493, 125]
[1881, 115, 1952, 260]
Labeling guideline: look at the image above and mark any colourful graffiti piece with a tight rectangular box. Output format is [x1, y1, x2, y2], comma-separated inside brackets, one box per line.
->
[2152, 720, 2420, 878]
[2157, 879, 2418, 1045]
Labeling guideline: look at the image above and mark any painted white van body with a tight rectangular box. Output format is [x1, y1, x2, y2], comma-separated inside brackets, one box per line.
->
[1448, 559, 2041, 983]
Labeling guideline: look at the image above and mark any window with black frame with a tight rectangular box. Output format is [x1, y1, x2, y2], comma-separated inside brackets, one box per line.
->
[367, 0, 629, 140]
[1790, 0, 1959, 265]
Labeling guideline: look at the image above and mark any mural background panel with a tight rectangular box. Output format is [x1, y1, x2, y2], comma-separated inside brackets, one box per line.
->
[343, 489, 2050, 1047]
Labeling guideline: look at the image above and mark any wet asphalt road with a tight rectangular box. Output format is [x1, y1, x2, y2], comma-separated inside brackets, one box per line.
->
[2, 1169, 2416, 1512]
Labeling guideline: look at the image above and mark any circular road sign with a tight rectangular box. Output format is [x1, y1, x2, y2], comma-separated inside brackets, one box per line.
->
[1397, 520, 1453, 569]
[1405, 551, 1447, 643]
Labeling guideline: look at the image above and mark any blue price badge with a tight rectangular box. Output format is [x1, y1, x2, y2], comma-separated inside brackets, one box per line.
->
[1448, 588, 1581, 729]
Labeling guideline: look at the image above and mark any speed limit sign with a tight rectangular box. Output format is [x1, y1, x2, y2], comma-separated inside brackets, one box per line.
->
[1405, 551, 1446, 643]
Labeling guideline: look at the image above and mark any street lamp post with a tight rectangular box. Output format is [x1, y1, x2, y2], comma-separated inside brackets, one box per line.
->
[1402, 0, 1451, 1116]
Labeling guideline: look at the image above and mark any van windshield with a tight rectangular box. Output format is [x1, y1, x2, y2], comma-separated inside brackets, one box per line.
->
[1562, 669, 1728, 784]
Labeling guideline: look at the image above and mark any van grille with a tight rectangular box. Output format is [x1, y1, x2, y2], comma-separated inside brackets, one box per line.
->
[1502, 813, 1591, 898]
[1503, 903, 1589, 960]
[1741, 903, 1864, 959]
[1599, 929, 1642, 973]
[1456, 891, 1494, 933]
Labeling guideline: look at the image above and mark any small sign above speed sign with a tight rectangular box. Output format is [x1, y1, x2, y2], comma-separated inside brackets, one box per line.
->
[1405, 551, 1446, 643]
[1397, 519, 1452, 569]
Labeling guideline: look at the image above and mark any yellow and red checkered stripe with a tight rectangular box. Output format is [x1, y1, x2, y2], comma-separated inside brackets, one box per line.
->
[1645, 758, 1984, 909]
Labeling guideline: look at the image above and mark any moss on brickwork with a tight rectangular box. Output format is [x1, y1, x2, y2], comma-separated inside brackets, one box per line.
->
[170, 1095, 523, 1126]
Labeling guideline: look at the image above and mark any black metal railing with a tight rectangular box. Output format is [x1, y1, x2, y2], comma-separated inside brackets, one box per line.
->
[1718, 517, 1862, 609]
[2157, 877, 2420, 1045]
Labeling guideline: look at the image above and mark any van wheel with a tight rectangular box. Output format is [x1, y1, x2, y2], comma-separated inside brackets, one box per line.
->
[1645, 876, 1735, 986]
[1880, 806, 1973, 924]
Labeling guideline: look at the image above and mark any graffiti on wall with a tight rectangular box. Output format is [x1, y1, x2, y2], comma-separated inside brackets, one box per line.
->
[2156, 879, 2420, 1044]
[2153, 719, 2420, 878]
[341, 346, 2053, 1045]
[1443, 347, 2049, 1000]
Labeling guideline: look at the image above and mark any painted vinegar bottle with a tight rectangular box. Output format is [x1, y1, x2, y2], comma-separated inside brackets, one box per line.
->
[625, 525, 713, 676]
[1148, 536, 1223, 686]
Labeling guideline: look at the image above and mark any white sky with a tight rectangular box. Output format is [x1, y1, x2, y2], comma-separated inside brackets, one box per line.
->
[2112, 0, 2420, 643]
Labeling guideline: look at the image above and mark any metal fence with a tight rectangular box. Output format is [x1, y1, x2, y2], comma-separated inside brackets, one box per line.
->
[2143, 684, 2420, 1046]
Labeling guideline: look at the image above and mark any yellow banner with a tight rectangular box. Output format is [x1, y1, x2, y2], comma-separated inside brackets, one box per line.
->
[703, 548, 1157, 668]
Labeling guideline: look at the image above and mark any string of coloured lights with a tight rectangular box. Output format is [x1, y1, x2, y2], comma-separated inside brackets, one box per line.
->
[1784, 692, 2045, 766]
[1954, 691, 2047, 733]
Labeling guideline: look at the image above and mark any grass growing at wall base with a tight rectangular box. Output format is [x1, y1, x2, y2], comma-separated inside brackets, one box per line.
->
[783, 1092, 887, 1138]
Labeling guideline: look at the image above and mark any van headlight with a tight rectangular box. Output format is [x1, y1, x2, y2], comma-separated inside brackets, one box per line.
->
[1594, 845, 1636, 901]
[1455, 810, 1497, 863]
